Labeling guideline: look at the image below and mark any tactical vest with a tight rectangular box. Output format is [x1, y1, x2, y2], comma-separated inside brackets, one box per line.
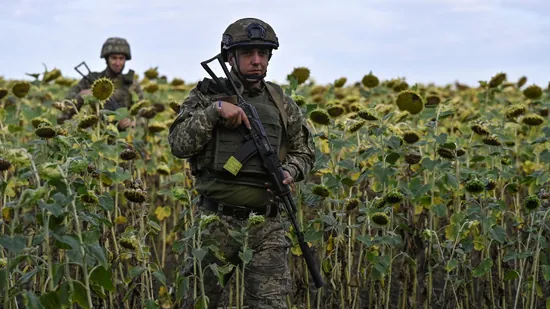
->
[190, 79, 288, 188]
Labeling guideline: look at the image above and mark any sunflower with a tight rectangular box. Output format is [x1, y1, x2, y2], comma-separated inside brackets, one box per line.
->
[396, 90, 424, 115]
[91, 77, 114, 101]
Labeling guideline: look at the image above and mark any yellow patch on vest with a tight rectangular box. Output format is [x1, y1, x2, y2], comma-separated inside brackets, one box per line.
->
[223, 156, 243, 176]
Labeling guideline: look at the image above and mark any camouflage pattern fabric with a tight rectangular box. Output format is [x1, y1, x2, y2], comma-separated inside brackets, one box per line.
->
[63, 67, 143, 119]
[182, 206, 292, 309]
[168, 70, 315, 182]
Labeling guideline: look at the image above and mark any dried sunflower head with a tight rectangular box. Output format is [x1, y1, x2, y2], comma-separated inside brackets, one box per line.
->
[361, 72, 379, 88]
[130, 100, 150, 115]
[347, 120, 366, 133]
[488, 72, 506, 88]
[521, 114, 544, 126]
[384, 190, 404, 204]
[171, 78, 184, 86]
[405, 151, 422, 165]
[35, 123, 57, 139]
[393, 81, 409, 92]
[138, 106, 158, 119]
[291, 94, 307, 107]
[396, 90, 424, 115]
[437, 147, 455, 160]
[465, 178, 485, 194]
[309, 109, 331, 125]
[345, 198, 361, 210]
[402, 131, 420, 144]
[482, 135, 501, 146]
[144, 68, 159, 79]
[144, 83, 159, 94]
[31, 117, 52, 129]
[156, 163, 170, 175]
[124, 188, 147, 203]
[12, 81, 31, 98]
[517, 76, 527, 88]
[0, 88, 8, 100]
[425, 95, 441, 107]
[334, 77, 347, 88]
[78, 115, 99, 129]
[471, 123, 490, 136]
[326, 104, 345, 117]
[505, 104, 526, 119]
[357, 108, 378, 121]
[523, 84, 542, 100]
[91, 77, 114, 101]
[43, 68, 62, 83]
[311, 185, 330, 198]
[371, 212, 389, 226]
[288, 67, 310, 84]
[148, 122, 167, 133]
[523, 195, 540, 210]
[0, 158, 12, 171]
[120, 148, 138, 161]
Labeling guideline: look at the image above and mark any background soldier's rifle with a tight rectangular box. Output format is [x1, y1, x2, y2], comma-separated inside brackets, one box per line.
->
[74, 61, 92, 83]
[200, 53, 325, 289]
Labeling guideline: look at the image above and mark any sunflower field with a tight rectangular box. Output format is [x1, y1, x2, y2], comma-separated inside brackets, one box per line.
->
[0, 66, 549, 309]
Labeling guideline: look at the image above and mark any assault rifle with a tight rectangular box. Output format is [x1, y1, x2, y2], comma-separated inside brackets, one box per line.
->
[74, 61, 92, 83]
[200, 53, 325, 289]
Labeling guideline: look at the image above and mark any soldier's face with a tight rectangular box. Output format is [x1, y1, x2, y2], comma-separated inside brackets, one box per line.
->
[231, 47, 270, 80]
[107, 54, 126, 74]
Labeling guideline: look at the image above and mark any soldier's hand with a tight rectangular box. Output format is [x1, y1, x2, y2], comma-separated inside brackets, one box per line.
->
[218, 101, 251, 130]
[117, 118, 134, 131]
[79, 89, 92, 96]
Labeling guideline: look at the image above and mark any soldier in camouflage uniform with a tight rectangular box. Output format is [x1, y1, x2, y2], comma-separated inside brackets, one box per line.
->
[168, 18, 315, 309]
[61, 37, 144, 129]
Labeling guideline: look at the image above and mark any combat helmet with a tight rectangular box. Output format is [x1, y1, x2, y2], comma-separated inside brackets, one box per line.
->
[101, 37, 132, 60]
[221, 18, 279, 62]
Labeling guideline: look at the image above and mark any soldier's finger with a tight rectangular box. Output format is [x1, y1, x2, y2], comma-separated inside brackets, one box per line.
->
[233, 112, 242, 129]
[241, 110, 251, 130]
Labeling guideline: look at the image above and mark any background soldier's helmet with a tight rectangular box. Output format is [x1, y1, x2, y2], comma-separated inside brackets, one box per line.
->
[221, 18, 279, 62]
[101, 37, 132, 60]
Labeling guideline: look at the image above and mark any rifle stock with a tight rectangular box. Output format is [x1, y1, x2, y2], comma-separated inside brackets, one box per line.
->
[200, 53, 325, 289]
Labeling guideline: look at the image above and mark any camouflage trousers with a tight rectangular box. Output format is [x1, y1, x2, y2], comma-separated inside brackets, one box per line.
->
[182, 206, 292, 309]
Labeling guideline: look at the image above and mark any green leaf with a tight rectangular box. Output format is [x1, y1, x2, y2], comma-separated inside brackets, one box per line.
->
[239, 248, 254, 264]
[473, 258, 493, 277]
[446, 259, 458, 272]
[541, 265, 550, 282]
[421, 158, 437, 172]
[504, 270, 519, 281]
[129, 266, 146, 280]
[0, 235, 27, 254]
[86, 243, 109, 269]
[194, 296, 209, 309]
[90, 266, 115, 292]
[489, 226, 506, 244]
[52, 233, 80, 251]
[385, 152, 400, 165]
[444, 174, 459, 190]
[153, 270, 167, 286]
[24, 290, 45, 309]
[435, 133, 448, 144]
[192, 248, 207, 262]
[70, 280, 90, 309]
[145, 299, 160, 309]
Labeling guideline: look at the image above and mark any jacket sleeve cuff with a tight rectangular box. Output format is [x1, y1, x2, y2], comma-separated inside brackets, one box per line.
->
[282, 164, 298, 180]
[205, 101, 221, 127]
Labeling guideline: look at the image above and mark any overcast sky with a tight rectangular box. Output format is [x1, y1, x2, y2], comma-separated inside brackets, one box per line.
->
[2, 0, 549, 87]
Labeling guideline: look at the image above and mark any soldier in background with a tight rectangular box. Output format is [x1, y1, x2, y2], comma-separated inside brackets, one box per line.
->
[60, 37, 143, 130]
[168, 17, 315, 309]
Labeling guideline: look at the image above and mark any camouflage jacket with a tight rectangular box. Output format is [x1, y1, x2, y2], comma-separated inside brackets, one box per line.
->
[168, 74, 316, 182]
[64, 67, 144, 116]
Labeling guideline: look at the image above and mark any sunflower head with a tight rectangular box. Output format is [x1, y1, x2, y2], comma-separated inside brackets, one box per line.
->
[361, 72, 379, 88]
[523, 84, 542, 100]
[334, 77, 347, 88]
[488, 72, 506, 88]
[521, 114, 544, 126]
[12, 81, 31, 98]
[288, 67, 310, 85]
[395, 90, 425, 115]
[0, 88, 8, 100]
[91, 77, 114, 101]
[309, 109, 331, 126]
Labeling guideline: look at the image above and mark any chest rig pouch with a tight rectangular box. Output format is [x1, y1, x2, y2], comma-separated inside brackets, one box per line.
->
[196, 78, 289, 188]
